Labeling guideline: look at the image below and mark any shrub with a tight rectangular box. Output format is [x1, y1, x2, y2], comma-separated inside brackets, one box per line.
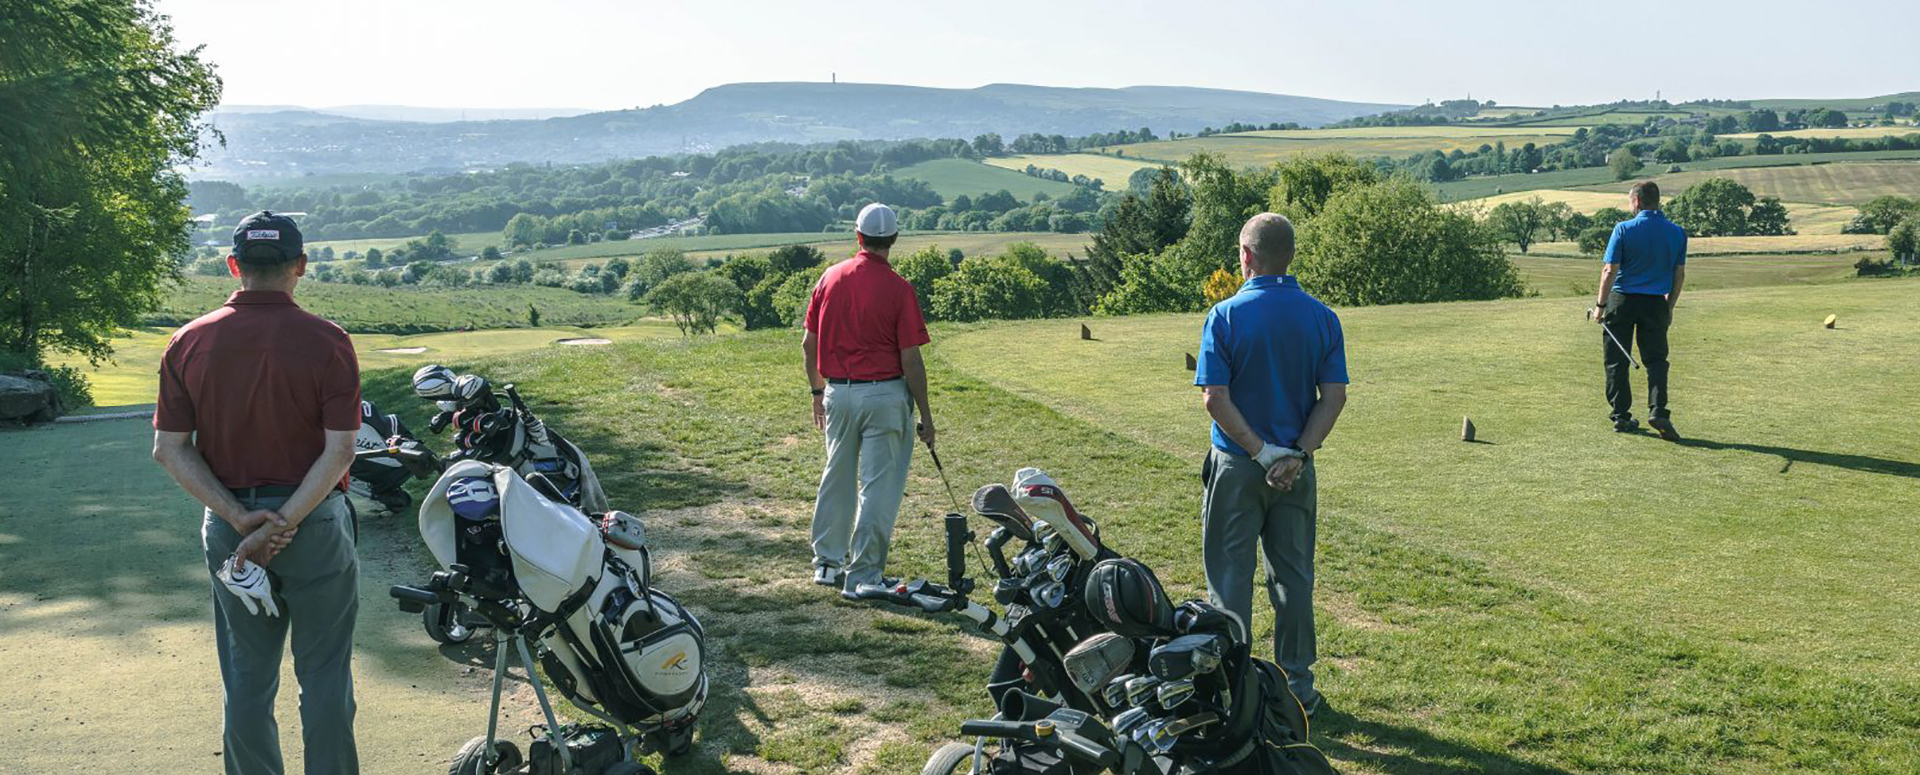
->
[892, 245, 952, 317]
[929, 260, 1048, 322]
[644, 272, 741, 335]
[1202, 268, 1240, 306]
[772, 266, 829, 328]
[42, 364, 93, 410]
[1577, 226, 1614, 255]
[1295, 177, 1523, 306]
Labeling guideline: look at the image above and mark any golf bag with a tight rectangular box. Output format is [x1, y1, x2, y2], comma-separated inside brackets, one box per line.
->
[349, 399, 422, 513]
[413, 364, 609, 514]
[409, 459, 708, 765]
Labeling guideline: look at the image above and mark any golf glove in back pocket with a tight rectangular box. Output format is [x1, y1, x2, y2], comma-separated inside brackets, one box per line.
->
[217, 556, 280, 617]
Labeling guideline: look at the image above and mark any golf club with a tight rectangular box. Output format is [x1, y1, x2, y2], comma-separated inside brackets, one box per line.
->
[1124, 675, 1164, 708]
[1156, 679, 1195, 711]
[1111, 706, 1152, 738]
[1155, 712, 1220, 745]
[1102, 673, 1138, 709]
[919, 421, 962, 512]
[1589, 306, 1642, 369]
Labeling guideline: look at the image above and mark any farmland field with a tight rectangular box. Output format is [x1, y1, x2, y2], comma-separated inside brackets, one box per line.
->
[1433, 149, 1920, 200]
[1457, 188, 1634, 214]
[306, 229, 501, 256]
[1721, 125, 1920, 142]
[1113, 130, 1573, 168]
[519, 230, 1095, 271]
[1529, 232, 1884, 257]
[1569, 160, 1920, 205]
[892, 158, 1077, 199]
[981, 153, 1164, 188]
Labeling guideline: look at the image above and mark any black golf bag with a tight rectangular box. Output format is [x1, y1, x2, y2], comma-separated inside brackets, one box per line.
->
[350, 399, 424, 513]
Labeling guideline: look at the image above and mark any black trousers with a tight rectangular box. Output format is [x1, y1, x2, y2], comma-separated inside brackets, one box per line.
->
[1602, 291, 1672, 421]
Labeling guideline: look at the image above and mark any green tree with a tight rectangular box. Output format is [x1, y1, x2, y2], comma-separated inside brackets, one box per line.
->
[929, 260, 1048, 322]
[1077, 167, 1189, 302]
[1845, 196, 1920, 234]
[1609, 150, 1645, 181]
[1577, 226, 1613, 256]
[503, 213, 541, 248]
[0, 0, 221, 362]
[1295, 177, 1522, 306]
[363, 247, 385, 268]
[1487, 197, 1550, 253]
[1268, 153, 1380, 220]
[480, 245, 502, 261]
[644, 271, 740, 335]
[1667, 178, 1757, 237]
[1885, 216, 1919, 262]
[566, 228, 587, 245]
[1747, 197, 1794, 236]
[771, 265, 829, 327]
[623, 248, 695, 300]
[528, 304, 541, 327]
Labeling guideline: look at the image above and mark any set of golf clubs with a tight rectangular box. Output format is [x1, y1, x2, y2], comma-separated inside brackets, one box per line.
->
[1096, 633, 1229, 758]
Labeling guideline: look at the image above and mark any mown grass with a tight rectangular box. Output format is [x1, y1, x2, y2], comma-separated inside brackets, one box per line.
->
[1436, 150, 1920, 201]
[982, 153, 1165, 188]
[892, 158, 1078, 200]
[155, 275, 643, 333]
[1117, 132, 1574, 169]
[1567, 161, 1920, 206]
[305, 229, 501, 256]
[338, 277, 1920, 773]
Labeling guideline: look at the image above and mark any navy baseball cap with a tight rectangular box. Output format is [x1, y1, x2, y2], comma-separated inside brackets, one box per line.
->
[231, 211, 304, 263]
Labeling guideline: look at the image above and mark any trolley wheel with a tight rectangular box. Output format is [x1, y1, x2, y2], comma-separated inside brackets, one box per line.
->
[448, 736, 521, 775]
[921, 741, 978, 775]
[424, 601, 476, 644]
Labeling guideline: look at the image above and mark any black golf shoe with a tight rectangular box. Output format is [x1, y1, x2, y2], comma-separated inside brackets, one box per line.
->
[1613, 417, 1641, 433]
[1649, 417, 1681, 441]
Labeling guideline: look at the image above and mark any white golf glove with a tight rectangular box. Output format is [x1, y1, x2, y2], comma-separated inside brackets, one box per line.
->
[1253, 443, 1303, 470]
[217, 556, 280, 618]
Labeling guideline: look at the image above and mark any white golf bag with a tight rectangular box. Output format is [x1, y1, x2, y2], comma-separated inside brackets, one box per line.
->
[417, 459, 708, 750]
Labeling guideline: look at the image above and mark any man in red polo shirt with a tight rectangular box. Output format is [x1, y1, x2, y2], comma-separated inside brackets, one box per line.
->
[802, 203, 935, 600]
[152, 211, 362, 775]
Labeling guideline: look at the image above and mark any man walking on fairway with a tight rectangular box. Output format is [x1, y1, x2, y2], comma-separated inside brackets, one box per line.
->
[1593, 181, 1686, 440]
[802, 203, 936, 600]
[1196, 213, 1348, 716]
[153, 211, 362, 775]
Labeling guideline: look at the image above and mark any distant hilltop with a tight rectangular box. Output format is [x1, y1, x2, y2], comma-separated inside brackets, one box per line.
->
[196, 81, 1404, 180]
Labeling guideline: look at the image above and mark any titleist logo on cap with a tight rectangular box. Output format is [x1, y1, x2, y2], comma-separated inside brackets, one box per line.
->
[246, 229, 281, 240]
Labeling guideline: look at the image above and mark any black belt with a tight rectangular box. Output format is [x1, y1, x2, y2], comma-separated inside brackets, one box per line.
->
[825, 376, 901, 385]
[230, 485, 299, 500]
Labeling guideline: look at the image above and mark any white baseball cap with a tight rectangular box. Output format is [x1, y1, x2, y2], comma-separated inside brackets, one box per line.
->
[855, 202, 898, 238]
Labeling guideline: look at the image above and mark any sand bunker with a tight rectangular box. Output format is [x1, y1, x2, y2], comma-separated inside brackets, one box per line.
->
[556, 338, 613, 346]
[377, 346, 428, 354]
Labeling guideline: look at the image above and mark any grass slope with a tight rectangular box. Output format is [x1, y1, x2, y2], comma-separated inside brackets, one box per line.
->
[981, 153, 1164, 188]
[371, 278, 1912, 773]
[306, 229, 501, 256]
[1568, 161, 1920, 206]
[1116, 132, 1572, 168]
[1435, 150, 1920, 201]
[893, 158, 1077, 200]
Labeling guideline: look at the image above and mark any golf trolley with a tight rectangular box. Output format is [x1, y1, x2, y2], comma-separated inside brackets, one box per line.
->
[387, 457, 707, 775]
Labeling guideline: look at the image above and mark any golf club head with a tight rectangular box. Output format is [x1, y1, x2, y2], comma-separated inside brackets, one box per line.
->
[1124, 675, 1164, 708]
[1012, 468, 1101, 560]
[1156, 679, 1195, 711]
[1148, 633, 1226, 680]
[1156, 712, 1220, 748]
[412, 364, 458, 401]
[1112, 706, 1152, 738]
[1046, 554, 1073, 583]
[1033, 580, 1066, 609]
[1134, 717, 1174, 753]
[1101, 673, 1138, 709]
[1063, 633, 1137, 695]
[970, 484, 1035, 543]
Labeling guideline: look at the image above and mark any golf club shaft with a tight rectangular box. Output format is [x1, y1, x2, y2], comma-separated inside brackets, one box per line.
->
[922, 427, 962, 512]
[1601, 322, 1643, 369]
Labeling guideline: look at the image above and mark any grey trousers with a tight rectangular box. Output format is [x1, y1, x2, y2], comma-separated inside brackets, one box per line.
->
[810, 380, 915, 589]
[1201, 447, 1319, 703]
[201, 492, 360, 775]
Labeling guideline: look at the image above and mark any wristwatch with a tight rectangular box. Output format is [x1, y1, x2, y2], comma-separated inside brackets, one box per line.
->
[810, 387, 824, 396]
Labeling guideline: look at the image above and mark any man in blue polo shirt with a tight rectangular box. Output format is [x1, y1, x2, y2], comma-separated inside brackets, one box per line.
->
[1195, 212, 1348, 716]
[1594, 181, 1687, 440]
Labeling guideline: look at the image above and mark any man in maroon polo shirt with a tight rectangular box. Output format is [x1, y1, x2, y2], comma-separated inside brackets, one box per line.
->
[801, 203, 936, 600]
[152, 211, 362, 775]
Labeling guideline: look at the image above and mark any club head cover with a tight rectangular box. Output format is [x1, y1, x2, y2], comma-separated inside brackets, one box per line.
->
[411, 364, 457, 401]
[217, 556, 279, 617]
[970, 484, 1035, 542]
[1084, 558, 1176, 638]
[1148, 633, 1227, 680]
[1012, 468, 1099, 560]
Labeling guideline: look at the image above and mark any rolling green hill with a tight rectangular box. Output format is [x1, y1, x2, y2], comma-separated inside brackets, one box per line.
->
[893, 158, 1078, 200]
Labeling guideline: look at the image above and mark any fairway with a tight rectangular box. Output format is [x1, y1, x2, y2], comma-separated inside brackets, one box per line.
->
[892, 158, 1077, 200]
[1530, 232, 1884, 257]
[981, 153, 1164, 188]
[1458, 188, 1635, 214]
[154, 275, 644, 332]
[1513, 253, 1865, 295]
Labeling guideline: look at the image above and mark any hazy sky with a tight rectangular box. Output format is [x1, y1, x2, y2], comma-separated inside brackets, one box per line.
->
[157, 0, 1918, 111]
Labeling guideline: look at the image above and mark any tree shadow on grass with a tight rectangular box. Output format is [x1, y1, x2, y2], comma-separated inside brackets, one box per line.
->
[1314, 707, 1572, 775]
[1675, 437, 1920, 479]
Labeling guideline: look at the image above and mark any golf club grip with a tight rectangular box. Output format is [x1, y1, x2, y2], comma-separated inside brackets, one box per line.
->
[960, 720, 1029, 740]
[389, 585, 442, 604]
